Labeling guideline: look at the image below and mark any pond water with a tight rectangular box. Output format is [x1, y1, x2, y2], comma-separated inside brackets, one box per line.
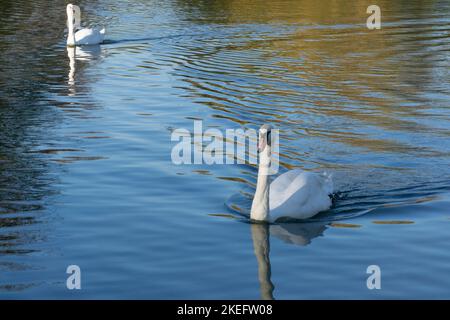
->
[1, 0, 450, 299]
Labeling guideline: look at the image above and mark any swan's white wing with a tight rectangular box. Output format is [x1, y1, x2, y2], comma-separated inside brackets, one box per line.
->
[269, 170, 333, 221]
[75, 27, 105, 45]
[269, 169, 307, 209]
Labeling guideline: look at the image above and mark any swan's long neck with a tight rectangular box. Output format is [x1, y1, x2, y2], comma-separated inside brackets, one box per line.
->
[67, 7, 76, 46]
[250, 147, 271, 221]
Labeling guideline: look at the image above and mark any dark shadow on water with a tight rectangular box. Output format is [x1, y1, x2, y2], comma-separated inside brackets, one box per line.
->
[102, 33, 201, 46]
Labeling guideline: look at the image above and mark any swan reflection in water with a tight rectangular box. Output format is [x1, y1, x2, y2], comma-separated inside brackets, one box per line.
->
[67, 45, 102, 94]
[250, 222, 326, 300]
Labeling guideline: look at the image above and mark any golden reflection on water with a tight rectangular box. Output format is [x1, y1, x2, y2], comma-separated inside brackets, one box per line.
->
[176, 0, 450, 169]
[330, 222, 362, 228]
[372, 220, 415, 225]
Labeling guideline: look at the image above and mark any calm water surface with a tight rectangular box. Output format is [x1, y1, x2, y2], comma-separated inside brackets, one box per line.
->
[1, 0, 450, 299]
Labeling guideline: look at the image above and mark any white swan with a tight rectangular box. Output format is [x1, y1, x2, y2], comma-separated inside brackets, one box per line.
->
[250, 125, 334, 222]
[66, 4, 105, 46]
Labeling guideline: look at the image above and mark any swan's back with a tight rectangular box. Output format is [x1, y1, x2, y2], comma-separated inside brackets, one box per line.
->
[269, 169, 333, 221]
[75, 27, 105, 45]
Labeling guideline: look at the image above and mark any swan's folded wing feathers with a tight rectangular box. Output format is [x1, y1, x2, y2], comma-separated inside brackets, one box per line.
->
[269, 170, 333, 221]
[270, 169, 304, 194]
[269, 169, 305, 208]
[270, 170, 310, 211]
[75, 27, 105, 45]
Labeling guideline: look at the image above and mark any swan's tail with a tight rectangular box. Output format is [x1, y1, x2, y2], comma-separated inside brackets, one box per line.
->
[320, 172, 334, 195]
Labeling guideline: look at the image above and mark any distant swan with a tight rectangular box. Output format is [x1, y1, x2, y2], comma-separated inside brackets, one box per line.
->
[66, 4, 105, 46]
[250, 125, 334, 222]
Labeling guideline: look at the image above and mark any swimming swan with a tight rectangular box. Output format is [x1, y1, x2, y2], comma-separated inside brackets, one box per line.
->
[250, 124, 334, 222]
[66, 4, 105, 46]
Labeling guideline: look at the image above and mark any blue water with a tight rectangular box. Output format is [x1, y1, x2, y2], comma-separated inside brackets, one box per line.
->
[1, 0, 450, 299]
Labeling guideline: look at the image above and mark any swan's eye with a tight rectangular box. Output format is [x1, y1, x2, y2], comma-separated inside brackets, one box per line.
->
[267, 130, 271, 146]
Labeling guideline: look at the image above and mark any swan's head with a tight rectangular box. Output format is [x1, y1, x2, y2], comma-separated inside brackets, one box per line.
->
[66, 4, 74, 17]
[258, 124, 273, 153]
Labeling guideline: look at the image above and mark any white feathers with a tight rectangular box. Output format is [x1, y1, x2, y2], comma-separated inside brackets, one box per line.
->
[268, 169, 333, 221]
